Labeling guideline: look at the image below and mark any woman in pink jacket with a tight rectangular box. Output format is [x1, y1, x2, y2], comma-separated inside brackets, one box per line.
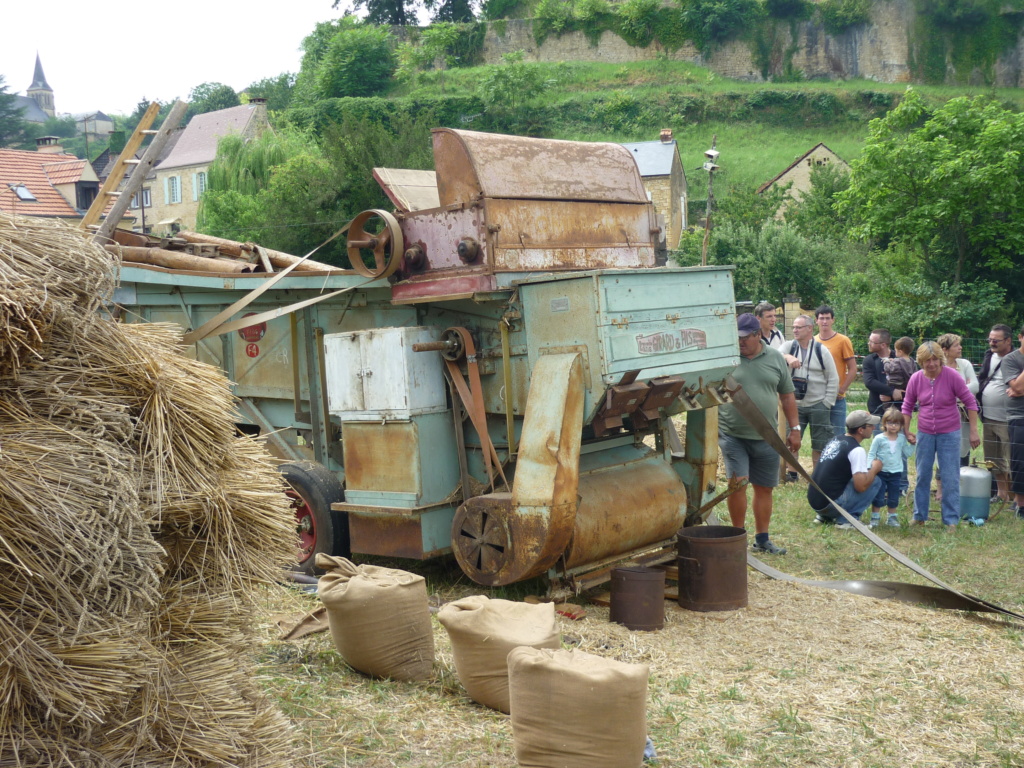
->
[902, 341, 980, 529]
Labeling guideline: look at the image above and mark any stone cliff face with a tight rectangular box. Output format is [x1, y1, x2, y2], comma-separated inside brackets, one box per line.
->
[479, 0, 1024, 86]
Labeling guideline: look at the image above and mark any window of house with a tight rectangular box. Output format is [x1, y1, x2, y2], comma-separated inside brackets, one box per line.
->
[10, 184, 36, 201]
[195, 171, 207, 199]
[130, 188, 152, 209]
[166, 176, 181, 204]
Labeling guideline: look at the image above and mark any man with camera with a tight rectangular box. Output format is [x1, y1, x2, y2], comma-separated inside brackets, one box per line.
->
[786, 314, 838, 470]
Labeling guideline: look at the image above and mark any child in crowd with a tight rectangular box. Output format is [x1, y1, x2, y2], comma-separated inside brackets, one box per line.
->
[884, 336, 917, 391]
[868, 407, 915, 527]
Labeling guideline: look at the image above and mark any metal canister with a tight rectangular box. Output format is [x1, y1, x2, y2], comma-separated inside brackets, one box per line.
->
[676, 525, 748, 611]
[609, 566, 666, 631]
[959, 464, 992, 520]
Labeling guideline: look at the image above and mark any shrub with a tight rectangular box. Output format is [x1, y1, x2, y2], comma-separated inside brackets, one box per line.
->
[616, 0, 662, 47]
[818, 0, 872, 35]
[766, 0, 812, 18]
[534, 0, 577, 43]
[681, 0, 765, 55]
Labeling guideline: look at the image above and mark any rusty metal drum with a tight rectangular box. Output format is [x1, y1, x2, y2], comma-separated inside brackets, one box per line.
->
[676, 525, 748, 612]
[609, 566, 666, 631]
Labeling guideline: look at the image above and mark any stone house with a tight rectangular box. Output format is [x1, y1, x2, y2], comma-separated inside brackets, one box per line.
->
[621, 130, 688, 250]
[757, 143, 849, 216]
[148, 101, 269, 234]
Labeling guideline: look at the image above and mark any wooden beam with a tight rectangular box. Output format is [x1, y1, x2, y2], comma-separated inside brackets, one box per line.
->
[109, 244, 252, 274]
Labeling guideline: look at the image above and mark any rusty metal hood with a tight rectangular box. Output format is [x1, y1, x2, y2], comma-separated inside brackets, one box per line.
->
[432, 128, 649, 206]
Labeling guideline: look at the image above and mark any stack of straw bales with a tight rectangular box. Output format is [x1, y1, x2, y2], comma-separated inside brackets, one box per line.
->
[0, 213, 298, 767]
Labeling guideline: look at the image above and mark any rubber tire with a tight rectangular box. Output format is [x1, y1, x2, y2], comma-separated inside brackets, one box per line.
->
[280, 461, 349, 576]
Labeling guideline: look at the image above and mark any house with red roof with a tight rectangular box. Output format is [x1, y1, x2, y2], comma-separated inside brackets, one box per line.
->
[0, 137, 100, 220]
[148, 101, 268, 235]
[0, 137, 137, 229]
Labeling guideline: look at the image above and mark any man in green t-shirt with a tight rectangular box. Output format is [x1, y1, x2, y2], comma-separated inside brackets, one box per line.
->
[720, 314, 801, 555]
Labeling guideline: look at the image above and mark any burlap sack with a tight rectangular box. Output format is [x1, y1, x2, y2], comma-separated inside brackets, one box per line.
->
[316, 554, 434, 681]
[507, 647, 648, 768]
[438, 596, 561, 713]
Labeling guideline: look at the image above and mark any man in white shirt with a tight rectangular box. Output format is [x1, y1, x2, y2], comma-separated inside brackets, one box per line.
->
[754, 302, 786, 349]
[808, 411, 884, 526]
[979, 324, 1014, 506]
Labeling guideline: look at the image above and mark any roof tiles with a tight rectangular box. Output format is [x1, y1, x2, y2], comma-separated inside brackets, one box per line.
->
[155, 104, 263, 171]
[0, 148, 83, 217]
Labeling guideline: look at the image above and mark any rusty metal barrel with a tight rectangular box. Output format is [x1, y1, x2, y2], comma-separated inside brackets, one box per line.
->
[609, 566, 666, 631]
[676, 526, 748, 612]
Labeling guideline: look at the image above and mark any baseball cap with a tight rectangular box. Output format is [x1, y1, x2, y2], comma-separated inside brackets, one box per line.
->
[846, 410, 880, 430]
[737, 313, 761, 338]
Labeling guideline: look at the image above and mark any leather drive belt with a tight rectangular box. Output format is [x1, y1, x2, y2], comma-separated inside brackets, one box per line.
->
[724, 378, 1024, 621]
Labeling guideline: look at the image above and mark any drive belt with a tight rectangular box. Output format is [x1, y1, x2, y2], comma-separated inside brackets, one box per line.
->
[725, 378, 1024, 621]
[443, 327, 509, 493]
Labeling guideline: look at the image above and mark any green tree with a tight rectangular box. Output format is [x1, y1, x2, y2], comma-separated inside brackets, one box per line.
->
[785, 162, 852, 242]
[480, 0, 530, 18]
[187, 82, 241, 118]
[333, 0, 420, 25]
[427, 0, 478, 22]
[838, 88, 1024, 286]
[198, 115, 434, 267]
[396, 22, 463, 91]
[0, 75, 30, 148]
[244, 73, 296, 111]
[673, 220, 831, 306]
[315, 20, 396, 98]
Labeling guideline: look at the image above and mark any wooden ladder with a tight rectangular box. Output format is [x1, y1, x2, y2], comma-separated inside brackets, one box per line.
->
[80, 99, 188, 243]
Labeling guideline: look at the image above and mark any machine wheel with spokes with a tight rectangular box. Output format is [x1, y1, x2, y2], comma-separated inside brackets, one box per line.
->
[346, 209, 404, 279]
[451, 501, 514, 586]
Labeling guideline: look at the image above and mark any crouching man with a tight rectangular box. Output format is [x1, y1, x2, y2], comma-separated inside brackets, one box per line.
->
[808, 410, 884, 528]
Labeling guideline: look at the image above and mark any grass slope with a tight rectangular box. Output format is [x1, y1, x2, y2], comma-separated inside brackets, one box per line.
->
[381, 58, 1024, 193]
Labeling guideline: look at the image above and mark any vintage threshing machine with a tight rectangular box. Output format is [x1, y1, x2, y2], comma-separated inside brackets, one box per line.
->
[116, 128, 740, 591]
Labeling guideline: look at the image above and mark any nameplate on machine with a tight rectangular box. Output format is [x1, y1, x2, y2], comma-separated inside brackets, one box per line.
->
[635, 329, 707, 356]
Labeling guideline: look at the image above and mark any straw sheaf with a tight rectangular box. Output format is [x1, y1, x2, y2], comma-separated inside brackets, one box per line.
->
[112, 640, 294, 768]
[0, 217, 298, 766]
[0, 214, 116, 380]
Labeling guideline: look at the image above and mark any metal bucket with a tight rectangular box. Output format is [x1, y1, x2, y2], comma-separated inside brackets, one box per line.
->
[677, 525, 748, 612]
[960, 464, 991, 520]
[609, 566, 666, 631]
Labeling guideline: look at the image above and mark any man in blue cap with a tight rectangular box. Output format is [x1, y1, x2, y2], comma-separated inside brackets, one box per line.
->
[719, 313, 801, 554]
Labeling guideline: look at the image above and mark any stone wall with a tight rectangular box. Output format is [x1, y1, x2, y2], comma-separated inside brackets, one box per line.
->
[478, 0, 1024, 86]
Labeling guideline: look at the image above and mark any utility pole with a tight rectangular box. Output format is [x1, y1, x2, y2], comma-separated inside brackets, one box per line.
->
[700, 135, 719, 267]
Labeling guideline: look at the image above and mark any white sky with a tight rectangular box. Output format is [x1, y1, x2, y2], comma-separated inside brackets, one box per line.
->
[0, 1, 347, 117]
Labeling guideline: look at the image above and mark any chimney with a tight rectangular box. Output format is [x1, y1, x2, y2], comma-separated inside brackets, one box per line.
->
[660, 128, 673, 143]
[36, 136, 65, 154]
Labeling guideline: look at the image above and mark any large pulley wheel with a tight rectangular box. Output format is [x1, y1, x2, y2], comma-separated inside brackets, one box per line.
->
[451, 502, 515, 586]
[346, 209, 404, 279]
[280, 461, 349, 576]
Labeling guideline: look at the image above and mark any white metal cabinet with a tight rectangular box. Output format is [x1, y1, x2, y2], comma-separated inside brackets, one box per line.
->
[324, 327, 447, 421]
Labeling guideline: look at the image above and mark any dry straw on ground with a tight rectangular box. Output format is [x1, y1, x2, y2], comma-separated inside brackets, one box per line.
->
[262, 572, 1024, 767]
[0, 213, 298, 767]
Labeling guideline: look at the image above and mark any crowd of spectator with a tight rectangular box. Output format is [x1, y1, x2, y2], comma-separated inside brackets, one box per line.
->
[719, 304, 1023, 554]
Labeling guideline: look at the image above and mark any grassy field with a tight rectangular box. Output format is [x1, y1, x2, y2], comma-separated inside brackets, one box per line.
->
[256, 383, 1024, 767]
[387, 58, 1024, 194]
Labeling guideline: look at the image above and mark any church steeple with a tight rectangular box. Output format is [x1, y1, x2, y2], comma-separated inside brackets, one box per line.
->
[27, 54, 54, 118]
